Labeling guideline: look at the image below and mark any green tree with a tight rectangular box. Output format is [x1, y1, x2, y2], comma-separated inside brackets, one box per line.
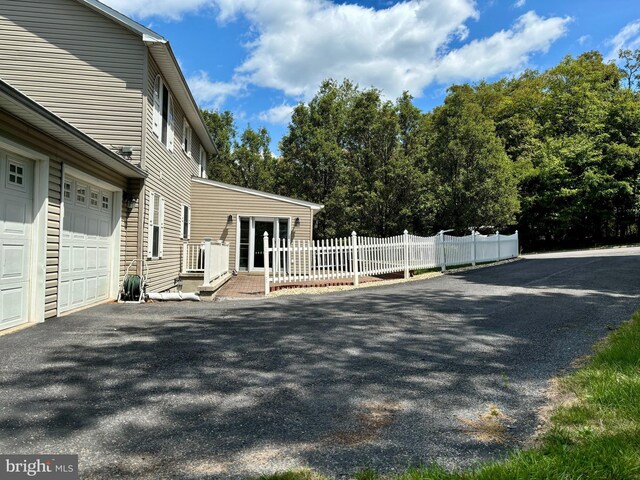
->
[234, 126, 277, 192]
[426, 85, 520, 232]
[618, 48, 640, 90]
[200, 109, 240, 184]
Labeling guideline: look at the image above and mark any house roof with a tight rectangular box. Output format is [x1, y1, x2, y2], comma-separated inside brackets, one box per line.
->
[0, 79, 147, 179]
[192, 178, 325, 210]
[75, 0, 216, 155]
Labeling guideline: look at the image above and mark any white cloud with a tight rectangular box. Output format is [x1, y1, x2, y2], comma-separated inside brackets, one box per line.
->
[103, 0, 571, 104]
[514, 0, 526, 7]
[187, 71, 245, 109]
[607, 20, 640, 60]
[258, 104, 296, 125]
[435, 12, 571, 84]
[218, 0, 481, 99]
[577, 35, 590, 46]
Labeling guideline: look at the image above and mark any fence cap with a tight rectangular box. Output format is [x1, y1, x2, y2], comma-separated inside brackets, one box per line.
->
[403, 229, 409, 234]
[351, 231, 357, 236]
[263, 231, 269, 237]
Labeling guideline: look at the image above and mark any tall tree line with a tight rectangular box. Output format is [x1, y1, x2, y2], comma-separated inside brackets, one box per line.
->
[202, 50, 640, 249]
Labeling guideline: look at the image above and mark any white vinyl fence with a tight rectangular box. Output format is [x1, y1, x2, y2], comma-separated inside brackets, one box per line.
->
[264, 230, 518, 294]
[182, 239, 230, 286]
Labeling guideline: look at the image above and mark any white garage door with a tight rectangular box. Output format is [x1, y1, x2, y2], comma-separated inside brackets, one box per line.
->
[59, 176, 115, 313]
[0, 150, 33, 330]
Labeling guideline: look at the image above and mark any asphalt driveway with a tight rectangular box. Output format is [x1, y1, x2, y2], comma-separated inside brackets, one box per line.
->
[1, 247, 639, 479]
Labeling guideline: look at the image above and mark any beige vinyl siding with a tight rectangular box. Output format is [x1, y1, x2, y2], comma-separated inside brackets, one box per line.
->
[0, 111, 132, 318]
[142, 57, 204, 292]
[47, 159, 63, 318]
[0, 0, 145, 165]
[121, 178, 143, 280]
[190, 181, 315, 271]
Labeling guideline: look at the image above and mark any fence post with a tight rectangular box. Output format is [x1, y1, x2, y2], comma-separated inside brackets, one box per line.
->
[403, 229, 410, 279]
[497, 230, 501, 260]
[439, 231, 446, 272]
[472, 230, 477, 267]
[263, 232, 270, 296]
[203, 238, 212, 286]
[352, 231, 359, 286]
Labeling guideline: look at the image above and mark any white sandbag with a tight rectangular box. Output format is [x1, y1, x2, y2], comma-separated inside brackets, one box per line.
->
[147, 292, 201, 302]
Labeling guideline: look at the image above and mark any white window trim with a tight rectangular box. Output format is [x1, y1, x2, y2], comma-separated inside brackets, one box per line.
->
[148, 191, 165, 259]
[181, 203, 191, 240]
[152, 75, 175, 152]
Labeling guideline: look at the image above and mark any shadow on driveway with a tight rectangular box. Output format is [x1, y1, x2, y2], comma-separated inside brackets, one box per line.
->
[0, 250, 638, 478]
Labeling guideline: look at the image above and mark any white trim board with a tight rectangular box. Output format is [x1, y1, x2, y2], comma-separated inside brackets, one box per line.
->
[192, 177, 324, 210]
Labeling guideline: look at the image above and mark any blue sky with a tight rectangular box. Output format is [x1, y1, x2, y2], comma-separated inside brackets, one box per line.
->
[103, 0, 640, 152]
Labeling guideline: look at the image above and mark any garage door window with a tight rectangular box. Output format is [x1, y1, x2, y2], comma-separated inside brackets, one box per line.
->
[64, 180, 72, 200]
[76, 185, 86, 205]
[148, 192, 165, 259]
[102, 194, 110, 211]
[90, 190, 99, 209]
[8, 162, 24, 187]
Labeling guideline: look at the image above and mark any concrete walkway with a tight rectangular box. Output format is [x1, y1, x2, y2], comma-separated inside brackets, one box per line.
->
[0, 247, 639, 479]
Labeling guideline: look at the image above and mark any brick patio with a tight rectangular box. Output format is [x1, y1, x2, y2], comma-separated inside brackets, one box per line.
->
[215, 272, 400, 299]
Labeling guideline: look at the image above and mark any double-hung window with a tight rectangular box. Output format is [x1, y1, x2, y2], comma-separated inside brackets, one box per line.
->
[148, 191, 165, 259]
[181, 204, 191, 240]
[199, 147, 207, 179]
[183, 122, 192, 156]
[152, 75, 175, 151]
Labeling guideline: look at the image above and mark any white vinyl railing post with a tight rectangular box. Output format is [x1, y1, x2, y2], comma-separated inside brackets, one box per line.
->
[497, 230, 501, 260]
[439, 230, 446, 272]
[182, 242, 188, 273]
[403, 229, 410, 279]
[472, 230, 477, 266]
[263, 231, 270, 296]
[202, 238, 212, 286]
[515, 230, 519, 257]
[352, 231, 359, 286]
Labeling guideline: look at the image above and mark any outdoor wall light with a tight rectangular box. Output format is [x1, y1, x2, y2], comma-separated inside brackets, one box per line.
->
[295, 217, 300, 227]
[227, 214, 233, 224]
[119, 145, 133, 158]
[123, 191, 137, 210]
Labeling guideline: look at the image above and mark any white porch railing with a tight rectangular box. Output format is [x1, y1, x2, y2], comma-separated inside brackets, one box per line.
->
[182, 239, 230, 286]
[264, 230, 519, 295]
[182, 242, 205, 272]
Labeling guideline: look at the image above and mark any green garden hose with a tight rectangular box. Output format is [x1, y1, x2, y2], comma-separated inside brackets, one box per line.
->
[123, 274, 142, 301]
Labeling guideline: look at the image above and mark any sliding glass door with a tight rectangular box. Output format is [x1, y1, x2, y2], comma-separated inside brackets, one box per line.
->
[253, 220, 274, 269]
[238, 217, 290, 271]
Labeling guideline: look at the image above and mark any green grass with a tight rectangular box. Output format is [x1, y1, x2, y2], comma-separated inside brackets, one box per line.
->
[258, 309, 640, 480]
